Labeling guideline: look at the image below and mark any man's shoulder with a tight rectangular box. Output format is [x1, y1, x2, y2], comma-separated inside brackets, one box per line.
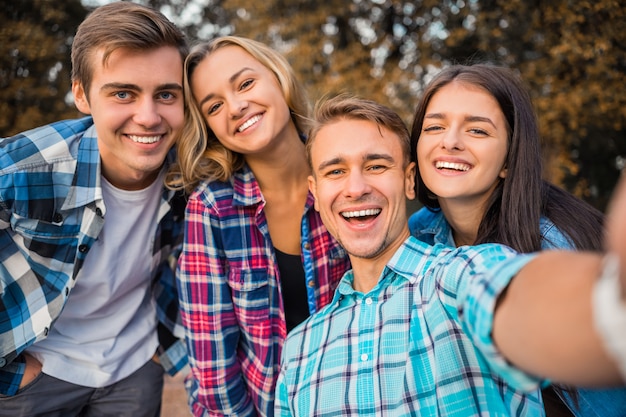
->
[2, 117, 93, 144]
[0, 117, 94, 171]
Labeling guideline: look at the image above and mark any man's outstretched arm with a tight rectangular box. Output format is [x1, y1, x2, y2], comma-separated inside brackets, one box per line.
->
[493, 174, 626, 387]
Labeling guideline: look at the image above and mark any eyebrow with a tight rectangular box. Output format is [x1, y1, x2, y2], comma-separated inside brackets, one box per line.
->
[316, 153, 395, 172]
[424, 112, 497, 129]
[197, 67, 253, 107]
[100, 82, 183, 93]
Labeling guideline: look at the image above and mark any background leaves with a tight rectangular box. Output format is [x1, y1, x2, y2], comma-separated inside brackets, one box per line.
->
[2, 0, 624, 210]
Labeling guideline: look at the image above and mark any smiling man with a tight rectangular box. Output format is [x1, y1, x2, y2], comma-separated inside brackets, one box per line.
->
[0, 3, 188, 416]
[275, 95, 626, 416]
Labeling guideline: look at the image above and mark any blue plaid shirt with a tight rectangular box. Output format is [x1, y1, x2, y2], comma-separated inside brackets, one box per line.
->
[276, 236, 545, 416]
[0, 117, 187, 395]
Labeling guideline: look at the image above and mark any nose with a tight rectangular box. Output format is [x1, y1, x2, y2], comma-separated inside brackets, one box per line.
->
[440, 130, 464, 151]
[344, 170, 371, 199]
[229, 98, 249, 119]
[133, 97, 161, 128]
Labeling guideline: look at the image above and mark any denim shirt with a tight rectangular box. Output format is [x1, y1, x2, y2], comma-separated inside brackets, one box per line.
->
[408, 207, 626, 417]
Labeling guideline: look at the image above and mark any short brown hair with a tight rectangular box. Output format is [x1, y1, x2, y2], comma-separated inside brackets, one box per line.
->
[71, 1, 188, 98]
[307, 94, 411, 171]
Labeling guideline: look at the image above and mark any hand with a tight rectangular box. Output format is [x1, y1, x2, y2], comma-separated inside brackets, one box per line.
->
[19, 352, 42, 389]
[605, 173, 626, 300]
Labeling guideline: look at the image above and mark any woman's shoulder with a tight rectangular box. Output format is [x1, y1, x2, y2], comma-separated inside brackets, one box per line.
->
[539, 216, 574, 250]
[409, 206, 441, 228]
[409, 207, 449, 245]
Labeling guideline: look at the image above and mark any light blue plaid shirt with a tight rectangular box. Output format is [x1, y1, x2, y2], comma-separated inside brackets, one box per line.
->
[276, 236, 545, 416]
[409, 207, 626, 417]
[0, 117, 187, 395]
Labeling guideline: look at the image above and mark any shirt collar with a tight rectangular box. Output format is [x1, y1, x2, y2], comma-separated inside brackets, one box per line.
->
[334, 235, 435, 299]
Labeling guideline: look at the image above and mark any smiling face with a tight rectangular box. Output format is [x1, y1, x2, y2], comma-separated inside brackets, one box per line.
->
[308, 118, 416, 267]
[73, 46, 184, 190]
[417, 81, 509, 211]
[189, 45, 295, 156]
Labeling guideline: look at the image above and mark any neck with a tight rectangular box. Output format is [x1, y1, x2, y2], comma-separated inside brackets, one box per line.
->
[245, 133, 309, 194]
[350, 227, 410, 293]
[438, 199, 486, 247]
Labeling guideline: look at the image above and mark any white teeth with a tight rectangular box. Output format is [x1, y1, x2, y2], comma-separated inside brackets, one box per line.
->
[238, 115, 262, 132]
[435, 161, 470, 171]
[129, 135, 161, 144]
[341, 208, 381, 218]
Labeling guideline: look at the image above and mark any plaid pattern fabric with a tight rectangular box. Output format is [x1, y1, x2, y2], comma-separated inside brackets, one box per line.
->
[410, 208, 626, 417]
[276, 237, 546, 416]
[0, 118, 186, 395]
[177, 164, 350, 417]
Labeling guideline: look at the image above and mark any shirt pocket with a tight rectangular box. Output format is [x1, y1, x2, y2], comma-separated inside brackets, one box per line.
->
[227, 268, 271, 325]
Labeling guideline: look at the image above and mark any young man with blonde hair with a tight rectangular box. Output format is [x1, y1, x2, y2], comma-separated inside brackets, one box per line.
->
[0, 2, 188, 415]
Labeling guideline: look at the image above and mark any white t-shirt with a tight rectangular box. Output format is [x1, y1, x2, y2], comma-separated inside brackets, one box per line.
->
[28, 170, 164, 387]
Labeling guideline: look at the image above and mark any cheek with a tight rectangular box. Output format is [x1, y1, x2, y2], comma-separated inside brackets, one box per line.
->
[167, 105, 185, 130]
[416, 139, 431, 167]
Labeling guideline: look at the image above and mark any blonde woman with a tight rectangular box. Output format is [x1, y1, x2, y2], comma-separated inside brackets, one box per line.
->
[167, 37, 350, 416]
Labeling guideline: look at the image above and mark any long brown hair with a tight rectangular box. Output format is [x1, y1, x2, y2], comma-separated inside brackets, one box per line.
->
[410, 64, 603, 253]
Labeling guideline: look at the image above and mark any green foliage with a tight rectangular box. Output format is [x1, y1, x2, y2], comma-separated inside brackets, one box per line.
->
[3, 0, 624, 210]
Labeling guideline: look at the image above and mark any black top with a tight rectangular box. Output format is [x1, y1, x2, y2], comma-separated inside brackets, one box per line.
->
[275, 248, 310, 333]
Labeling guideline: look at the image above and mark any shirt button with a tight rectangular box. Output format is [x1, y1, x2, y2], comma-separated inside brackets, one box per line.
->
[360, 353, 368, 362]
[303, 243, 310, 250]
[308, 280, 315, 288]
[95, 208, 103, 217]
[0, 358, 6, 367]
[53, 213, 63, 223]
[78, 244, 88, 253]
[365, 298, 372, 305]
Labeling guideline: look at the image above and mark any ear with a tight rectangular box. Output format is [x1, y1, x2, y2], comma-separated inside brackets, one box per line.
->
[72, 80, 92, 115]
[308, 175, 320, 212]
[405, 161, 417, 200]
[499, 167, 508, 179]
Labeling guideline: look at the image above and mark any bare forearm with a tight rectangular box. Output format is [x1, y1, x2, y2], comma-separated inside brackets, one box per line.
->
[493, 251, 623, 386]
[606, 173, 626, 301]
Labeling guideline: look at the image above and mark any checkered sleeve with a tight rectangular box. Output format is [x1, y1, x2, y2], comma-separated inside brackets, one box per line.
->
[457, 244, 544, 391]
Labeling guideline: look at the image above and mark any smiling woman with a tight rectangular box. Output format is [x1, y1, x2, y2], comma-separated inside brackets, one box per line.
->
[165, 36, 350, 417]
[408, 63, 626, 417]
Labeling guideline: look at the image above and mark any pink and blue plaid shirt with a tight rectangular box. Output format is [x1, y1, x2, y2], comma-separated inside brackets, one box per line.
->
[177, 164, 350, 417]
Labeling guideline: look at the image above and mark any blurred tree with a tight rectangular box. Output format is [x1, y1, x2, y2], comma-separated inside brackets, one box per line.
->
[0, 0, 86, 136]
[167, 0, 623, 210]
[3, 0, 624, 210]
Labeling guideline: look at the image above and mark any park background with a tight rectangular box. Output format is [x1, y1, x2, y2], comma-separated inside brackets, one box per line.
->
[2, 0, 625, 212]
[1, 1, 624, 416]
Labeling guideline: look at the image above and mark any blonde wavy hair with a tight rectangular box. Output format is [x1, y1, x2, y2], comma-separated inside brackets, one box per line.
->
[166, 36, 311, 193]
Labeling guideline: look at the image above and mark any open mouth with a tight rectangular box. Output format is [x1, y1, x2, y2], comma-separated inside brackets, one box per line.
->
[341, 208, 381, 223]
[435, 161, 470, 172]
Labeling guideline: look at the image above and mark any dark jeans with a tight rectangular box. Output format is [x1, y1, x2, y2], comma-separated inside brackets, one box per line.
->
[0, 359, 164, 417]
